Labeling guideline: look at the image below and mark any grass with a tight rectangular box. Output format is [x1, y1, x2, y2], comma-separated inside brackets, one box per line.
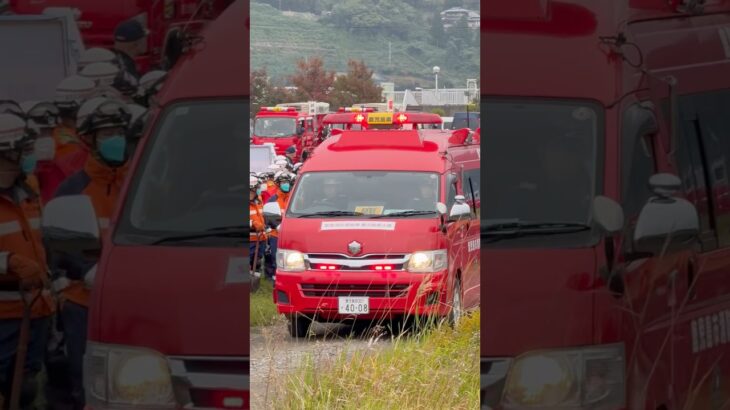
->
[250, 279, 284, 327]
[274, 312, 480, 410]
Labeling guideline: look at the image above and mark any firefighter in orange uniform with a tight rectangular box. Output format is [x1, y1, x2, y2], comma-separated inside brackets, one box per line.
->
[51, 96, 131, 408]
[265, 171, 293, 280]
[249, 176, 267, 274]
[0, 113, 54, 407]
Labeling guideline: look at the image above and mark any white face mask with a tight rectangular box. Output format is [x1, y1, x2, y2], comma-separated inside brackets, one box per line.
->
[34, 136, 56, 161]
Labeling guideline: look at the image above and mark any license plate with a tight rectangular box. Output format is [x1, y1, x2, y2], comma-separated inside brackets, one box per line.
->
[367, 113, 393, 125]
[338, 296, 369, 315]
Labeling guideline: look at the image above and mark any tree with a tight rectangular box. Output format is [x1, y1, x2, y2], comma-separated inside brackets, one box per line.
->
[430, 11, 446, 47]
[289, 57, 335, 101]
[250, 68, 293, 112]
[329, 60, 383, 108]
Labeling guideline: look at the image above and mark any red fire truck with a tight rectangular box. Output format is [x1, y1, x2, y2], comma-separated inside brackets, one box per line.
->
[482, 0, 730, 409]
[251, 101, 329, 161]
[40, 1, 249, 408]
[8, 0, 233, 72]
[265, 114, 480, 337]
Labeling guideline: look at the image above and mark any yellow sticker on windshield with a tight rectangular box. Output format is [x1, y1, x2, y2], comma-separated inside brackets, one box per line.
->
[367, 113, 393, 125]
[355, 206, 385, 215]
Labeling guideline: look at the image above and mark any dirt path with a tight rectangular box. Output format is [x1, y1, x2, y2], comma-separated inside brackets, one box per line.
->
[250, 320, 391, 409]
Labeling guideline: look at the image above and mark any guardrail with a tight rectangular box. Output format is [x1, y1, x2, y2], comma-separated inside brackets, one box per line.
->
[388, 88, 479, 106]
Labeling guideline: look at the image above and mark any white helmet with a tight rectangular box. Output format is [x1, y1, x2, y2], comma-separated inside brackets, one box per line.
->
[20, 101, 59, 133]
[126, 103, 147, 124]
[137, 70, 166, 101]
[76, 97, 131, 136]
[0, 114, 32, 152]
[274, 159, 289, 168]
[78, 47, 117, 70]
[0, 101, 24, 117]
[249, 176, 259, 190]
[275, 155, 287, 162]
[80, 62, 120, 87]
[55, 75, 96, 113]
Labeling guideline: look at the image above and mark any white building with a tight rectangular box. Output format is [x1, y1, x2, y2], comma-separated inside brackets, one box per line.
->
[441, 7, 480, 29]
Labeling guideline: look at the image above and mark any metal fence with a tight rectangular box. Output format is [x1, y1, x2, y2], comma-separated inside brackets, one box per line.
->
[388, 88, 479, 107]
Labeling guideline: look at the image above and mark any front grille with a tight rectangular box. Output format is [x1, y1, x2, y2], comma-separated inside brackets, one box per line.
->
[169, 356, 249, 409]
[481, 358, 511, 409]
[301, 283, 410, 298]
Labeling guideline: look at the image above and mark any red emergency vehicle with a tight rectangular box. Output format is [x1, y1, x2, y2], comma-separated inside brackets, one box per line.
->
[40, 1, 249, 408]
[482, 1, 730, 409]
[251, 101, 329, 161]
[9, 0, 233, 72]
[266, 117, 480, 338]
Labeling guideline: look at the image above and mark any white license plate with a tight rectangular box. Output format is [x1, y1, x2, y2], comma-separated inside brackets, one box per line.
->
[338, 296, 369, 315]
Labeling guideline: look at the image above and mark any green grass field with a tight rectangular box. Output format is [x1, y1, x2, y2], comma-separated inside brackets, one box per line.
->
[250, 279, 283, 327]
[275, 312, 480, 410]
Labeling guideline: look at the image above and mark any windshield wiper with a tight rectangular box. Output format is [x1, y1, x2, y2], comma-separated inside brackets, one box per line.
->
[370, 210, 438, 218]
[482, 220, 591, 243]
[297, 211, 364, 218]
[151, 225, 248, 245]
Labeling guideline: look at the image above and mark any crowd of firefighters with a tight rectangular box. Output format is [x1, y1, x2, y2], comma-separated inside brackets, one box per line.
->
[0, 19, 165, 410]
[249, 146, 300, 282]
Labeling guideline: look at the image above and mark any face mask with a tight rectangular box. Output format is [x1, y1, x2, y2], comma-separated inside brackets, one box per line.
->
[98, 135, 127, 163]
[256, 187, 263, 195]
[281, 183, 291, 192]
[21, 154, 37, 175]
[34, 136, 56, 161]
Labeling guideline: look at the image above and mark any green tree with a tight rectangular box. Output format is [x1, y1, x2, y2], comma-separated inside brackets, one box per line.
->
[430, 11, 445, 47]
[289, 57, 336, 101]
[329, 60, 383, 108]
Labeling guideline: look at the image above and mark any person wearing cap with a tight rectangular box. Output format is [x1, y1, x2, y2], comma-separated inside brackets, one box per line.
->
[265, 172, 294, 279]
[0, 113, 54, 408]
[50, 96, 131, 408]
[112, 19, 149, 80]
[285, 145, 297, 166]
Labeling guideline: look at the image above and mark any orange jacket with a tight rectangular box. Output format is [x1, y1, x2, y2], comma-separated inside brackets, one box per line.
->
[35, 127, 88, 204]
[0, 176, 55, 319]
[53, 155, 128, 307]
[265, 189, 290, 238]
[249, 199, 266, 242]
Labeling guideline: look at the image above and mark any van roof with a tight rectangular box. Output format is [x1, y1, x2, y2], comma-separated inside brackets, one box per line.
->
[156, 0, 247, 105]
[302, 129, 476, 173]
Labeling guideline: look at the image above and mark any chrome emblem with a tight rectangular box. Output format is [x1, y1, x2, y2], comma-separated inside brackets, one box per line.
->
[348, 241, 362, 256]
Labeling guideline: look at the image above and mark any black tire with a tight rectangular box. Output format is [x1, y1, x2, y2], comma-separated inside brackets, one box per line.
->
[449, 278, 463, 327]
[289, 314, 312, 338]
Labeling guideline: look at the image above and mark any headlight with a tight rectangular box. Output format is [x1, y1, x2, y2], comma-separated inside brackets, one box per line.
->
[406, 250, 447, 272]
[85, 342, 175, 407]
[503, 344, 625, 409]
[276, 249, 306, 271]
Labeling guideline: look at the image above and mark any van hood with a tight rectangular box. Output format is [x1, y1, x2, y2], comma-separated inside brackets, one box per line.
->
[481, 247, 597, 357]
[90, 246, 248, 356]
[279, 217, 442, 254]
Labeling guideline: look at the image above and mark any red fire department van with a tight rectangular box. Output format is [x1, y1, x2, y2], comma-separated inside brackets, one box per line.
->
[41, 1, 249, 408]
[251, 101, 329, 161]
[265, 117, 480, 338]
[482, 1, 730, 409]
[9, 0, 233, 71]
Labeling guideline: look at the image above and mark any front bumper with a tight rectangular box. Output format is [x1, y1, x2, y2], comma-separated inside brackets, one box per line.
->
[274, 269, 450, 320]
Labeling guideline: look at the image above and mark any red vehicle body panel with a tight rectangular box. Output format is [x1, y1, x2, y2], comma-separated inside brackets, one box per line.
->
[251, 110, 304, 159]
[9, 0, 233, 72]
[275, 129, 480, 322]
[87, 1, 249, 408]
[482, 0, 730, 408]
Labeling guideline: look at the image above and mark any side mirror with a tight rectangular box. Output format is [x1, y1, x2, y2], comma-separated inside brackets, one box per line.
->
[449, 195, 471, 220]
[592, 196, 624, 234]
[41, 195, 101, 253]
[633, 174, 699, 256]
[263, 202, 283, 225]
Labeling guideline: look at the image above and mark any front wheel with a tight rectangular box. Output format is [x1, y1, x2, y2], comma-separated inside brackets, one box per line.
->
[448, 278, 463, 327]
[289, 314, 312, 338]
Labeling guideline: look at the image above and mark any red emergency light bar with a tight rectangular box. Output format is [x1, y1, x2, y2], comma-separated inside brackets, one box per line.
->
[330, 130, 432, 151]
[322, 112, 442, 125]
[260, 106, 297, 112]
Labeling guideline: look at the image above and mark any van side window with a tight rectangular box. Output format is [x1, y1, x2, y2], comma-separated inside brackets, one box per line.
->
[464, 169, 480, 218]
[621, 104, 657, 219]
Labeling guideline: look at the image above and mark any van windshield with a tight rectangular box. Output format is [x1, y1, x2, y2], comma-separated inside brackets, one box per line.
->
[483, 99, 601, 246]
[288, 171, 440, 218]
[254, 117, 296, 137]
[114, 100, 248, 245]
